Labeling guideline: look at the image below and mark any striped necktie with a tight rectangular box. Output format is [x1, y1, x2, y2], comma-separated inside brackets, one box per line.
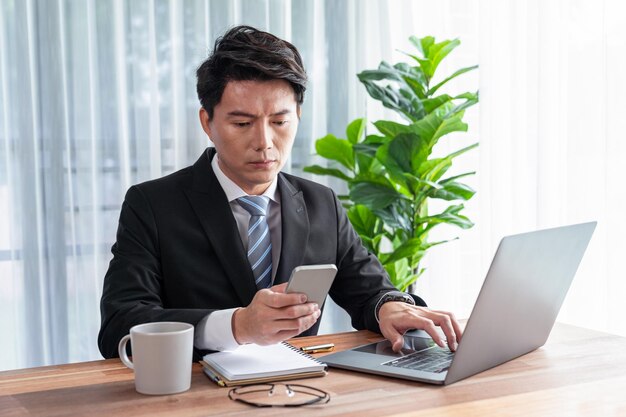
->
[237, 196, 272, 289]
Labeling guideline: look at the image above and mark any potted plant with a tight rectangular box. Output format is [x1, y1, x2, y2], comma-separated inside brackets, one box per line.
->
[304, 36, 479, 291]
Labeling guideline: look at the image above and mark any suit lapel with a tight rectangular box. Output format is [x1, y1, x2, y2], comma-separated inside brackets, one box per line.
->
[275, 174, 310, 284]
[183, 149, 257, 306]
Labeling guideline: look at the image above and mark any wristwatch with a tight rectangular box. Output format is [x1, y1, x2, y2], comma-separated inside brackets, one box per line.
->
[375, 291, 416, 323]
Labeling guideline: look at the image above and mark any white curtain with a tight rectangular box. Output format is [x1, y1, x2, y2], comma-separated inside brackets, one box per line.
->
[415, 0, 626, 340]
[1, 0, 624, 371]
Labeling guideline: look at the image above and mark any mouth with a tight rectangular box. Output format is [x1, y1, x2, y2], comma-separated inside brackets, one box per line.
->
[248, 160, 277, 169]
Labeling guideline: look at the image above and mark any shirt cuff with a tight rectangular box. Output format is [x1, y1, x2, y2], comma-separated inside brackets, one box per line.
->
[194, 308, 241, 351]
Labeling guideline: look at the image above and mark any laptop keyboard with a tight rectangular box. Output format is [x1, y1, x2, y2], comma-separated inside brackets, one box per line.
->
[382, 347, 454, 373]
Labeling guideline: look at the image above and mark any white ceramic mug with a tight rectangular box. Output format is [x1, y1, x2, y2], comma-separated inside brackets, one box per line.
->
[118, 321, 194, 395]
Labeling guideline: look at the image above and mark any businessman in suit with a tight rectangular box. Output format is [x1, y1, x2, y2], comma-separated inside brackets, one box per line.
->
[98, 25, 461, 360]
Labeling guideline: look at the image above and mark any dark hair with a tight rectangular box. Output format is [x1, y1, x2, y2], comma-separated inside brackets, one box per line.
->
[196, 25, 307, 119]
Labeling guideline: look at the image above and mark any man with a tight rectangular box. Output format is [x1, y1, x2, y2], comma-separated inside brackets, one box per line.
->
[98, 25, 461, 360]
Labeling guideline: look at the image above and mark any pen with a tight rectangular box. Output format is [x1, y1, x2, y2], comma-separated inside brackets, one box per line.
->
[300, 343, 335, 354]
[201, 364, 226, 387]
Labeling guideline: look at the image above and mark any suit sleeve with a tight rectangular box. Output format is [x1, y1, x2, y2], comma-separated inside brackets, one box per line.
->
[328, 191, 426, 334]
[98, 186, 214, 359]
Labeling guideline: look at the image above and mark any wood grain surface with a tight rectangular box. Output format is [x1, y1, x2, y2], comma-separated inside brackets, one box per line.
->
[1, 323, 624, 417]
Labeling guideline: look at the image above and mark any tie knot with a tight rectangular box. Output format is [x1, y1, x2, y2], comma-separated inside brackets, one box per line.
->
[237, 196, 270, 216]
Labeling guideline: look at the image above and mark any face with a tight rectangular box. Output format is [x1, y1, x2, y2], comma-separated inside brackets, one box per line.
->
[199, 79, 300, 195]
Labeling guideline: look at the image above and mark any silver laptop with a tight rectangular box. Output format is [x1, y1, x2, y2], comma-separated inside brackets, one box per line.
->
[322, 222, 596, 385]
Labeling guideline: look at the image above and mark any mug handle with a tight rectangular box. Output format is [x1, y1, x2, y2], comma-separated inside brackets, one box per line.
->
[118, 334, 134, 370]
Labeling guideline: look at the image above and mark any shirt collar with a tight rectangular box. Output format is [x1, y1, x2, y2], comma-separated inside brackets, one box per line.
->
[211, 151, 279, 203]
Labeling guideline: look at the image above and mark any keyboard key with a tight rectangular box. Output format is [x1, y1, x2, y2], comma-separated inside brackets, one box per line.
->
[383, 347, 454, 373]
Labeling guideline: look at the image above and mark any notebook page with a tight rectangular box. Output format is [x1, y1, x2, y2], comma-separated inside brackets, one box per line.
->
[203, 342, 325, 380]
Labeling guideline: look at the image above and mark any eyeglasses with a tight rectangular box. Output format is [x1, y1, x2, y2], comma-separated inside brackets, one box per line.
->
[228, 383, 330, 408]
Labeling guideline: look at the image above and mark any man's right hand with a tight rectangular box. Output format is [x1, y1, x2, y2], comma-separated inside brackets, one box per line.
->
[232, 282, 321, 345]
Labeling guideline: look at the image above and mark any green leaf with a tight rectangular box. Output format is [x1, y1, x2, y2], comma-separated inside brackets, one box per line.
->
[353, 143, 382, 174]
[447, 90, 479, 116]
[429, 65, 478, 96]
[409, 35, 435, 57]
[373, 203, 412, 232]
[347, 205, 380, 237]
[349, 181, 407, 210]
[423, 39, 461, 80]
[358, 61, 404, 83]
[393, 62, 428, 102]
[399, 133, 429, 172]
[403, 174, 442, 195]
[361, 80, 415, 121]
[315, 134, 355, 170]
[303, 165, 352, 182]
[418, 158, 451, 181]
[363, 134, 387, 145]
[383, 258, 411, 289]
[431, 116, 468, 144]
[393, 62, 427, 87]
[443, 142, 479, 160]
[383, 237, 425, 265]
[353, 143, 379, 157]
[399, 88, 426, 120]
[455, 91, 478, 100]
[418, 204, 474, 229]
[413, 113, 468, 148]
[396, 270, 420, 292]
[440, 171, 476, 183]
[346, 118, 366, 144]
[376, 133, 428, 175]
[373, 120, 412, 138]
[422, 94, 453, 114]
[429, 181, 476, 201]
[418, 144, 478, 181]
[404, 76, 427, 100]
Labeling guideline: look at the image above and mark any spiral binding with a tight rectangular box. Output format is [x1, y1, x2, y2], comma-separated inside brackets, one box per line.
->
[282, 342, 325, 366]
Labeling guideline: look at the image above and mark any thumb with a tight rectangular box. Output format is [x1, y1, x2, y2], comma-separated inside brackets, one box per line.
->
[390, 333, 405, 353]
[381, 324, 405, 353]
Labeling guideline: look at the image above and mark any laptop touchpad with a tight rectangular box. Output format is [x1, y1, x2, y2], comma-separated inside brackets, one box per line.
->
[354, 336, 437, 358]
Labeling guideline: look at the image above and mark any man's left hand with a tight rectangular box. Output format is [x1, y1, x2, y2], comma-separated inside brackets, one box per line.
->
[378, 302, 462, 353]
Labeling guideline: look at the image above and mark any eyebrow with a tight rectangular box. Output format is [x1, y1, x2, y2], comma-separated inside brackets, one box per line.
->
[226, 109, 292, 118]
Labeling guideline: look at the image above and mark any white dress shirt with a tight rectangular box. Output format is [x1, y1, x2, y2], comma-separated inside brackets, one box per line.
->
[194, 153, 282, 351]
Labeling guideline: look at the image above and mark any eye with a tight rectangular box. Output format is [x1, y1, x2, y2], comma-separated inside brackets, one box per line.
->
[273, 120, 289, 126]
[234, 122, 250, 128]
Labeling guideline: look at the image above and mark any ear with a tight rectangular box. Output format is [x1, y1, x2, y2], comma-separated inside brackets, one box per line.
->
[296, 105, 302, 120]
[199, 107, 212, 137]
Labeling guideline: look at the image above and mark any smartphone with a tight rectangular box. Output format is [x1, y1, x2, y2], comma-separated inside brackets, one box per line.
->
[285, 264, 338, 306]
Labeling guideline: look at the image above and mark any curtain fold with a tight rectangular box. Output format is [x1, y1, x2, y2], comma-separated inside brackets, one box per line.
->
[1, 0, 624, 371]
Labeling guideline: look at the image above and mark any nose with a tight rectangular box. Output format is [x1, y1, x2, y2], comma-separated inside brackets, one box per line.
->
[252, 122, 273, 151]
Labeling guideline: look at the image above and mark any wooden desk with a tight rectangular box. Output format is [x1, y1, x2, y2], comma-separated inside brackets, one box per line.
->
[1, 323, 625, 416]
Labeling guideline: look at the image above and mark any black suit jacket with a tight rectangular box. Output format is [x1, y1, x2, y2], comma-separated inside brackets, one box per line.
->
[98, 148, 425, 359]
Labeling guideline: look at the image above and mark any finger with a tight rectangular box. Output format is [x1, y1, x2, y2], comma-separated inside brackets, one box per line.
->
[451, 314, 463, 343]
[273, 328, 304, 342]
[432, 310, 462, 349]
[427, 313, 457, 351]
[276, 310, 321, 332]
[255, 328, 301, 345]
[280, 302, 320, 320]
[258, 289, 307, 308]
[379, 322, 405, 353]
[270, 282, 288, 293]
[416, 317, 446, 348]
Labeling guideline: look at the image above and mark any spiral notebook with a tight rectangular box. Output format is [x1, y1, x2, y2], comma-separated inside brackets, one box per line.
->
[201, 342, 327, 387]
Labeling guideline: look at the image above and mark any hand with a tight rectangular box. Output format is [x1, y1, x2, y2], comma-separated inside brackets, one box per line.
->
[378, 302, 462, 353]
[232, 282, 321, 345]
